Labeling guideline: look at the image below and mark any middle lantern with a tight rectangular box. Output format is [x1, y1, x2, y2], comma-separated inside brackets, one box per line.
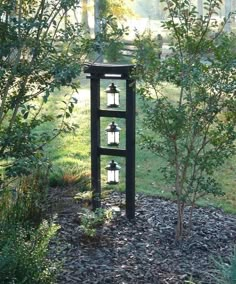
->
[105, 121, 121, 146]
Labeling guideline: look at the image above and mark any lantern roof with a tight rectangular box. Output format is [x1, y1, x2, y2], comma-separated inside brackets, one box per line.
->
[105, 160, 121, 170]
[105, 83, 120, 93]
[106, 122, 121, 132]
[84, 63, 135, 79]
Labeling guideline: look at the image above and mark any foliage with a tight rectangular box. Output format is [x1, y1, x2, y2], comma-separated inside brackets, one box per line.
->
[49, 166, 91, 189]
[0, 167, 59, 282]
[0, 221, 59, 284]
[74, 190, 92, 201]
[103, 39, 124, 62]
[134, 0, 236, 239]
[0, 167, 50, 226]
[211, 248, 236, 284]
[80, 208, 113, 237]
[0, 0, 93, 192]
[93, 0, 131, 62]
[94, 14, 128, 62]
[134, 30, 162, 66]
[0, 168, 59, 283]
[0, 1, 126, 281]
[0, 0, 84, 271]
[98, 0, 135, 20]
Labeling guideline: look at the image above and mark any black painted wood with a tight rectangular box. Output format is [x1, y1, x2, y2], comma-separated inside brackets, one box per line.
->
[85, 63, 136, 219]
[99, 109, 126, 118]
[84, 63, 134, 77]
[86, 75, 126, 80]
[99, 147, 126, 157]
[126, 79, 136, 219]
[90, 77, 101, 209]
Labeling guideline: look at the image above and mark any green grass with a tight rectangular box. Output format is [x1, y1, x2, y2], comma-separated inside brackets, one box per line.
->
[39, 74, 236, 214]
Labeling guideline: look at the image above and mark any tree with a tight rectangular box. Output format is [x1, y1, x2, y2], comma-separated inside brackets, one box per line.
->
[92, 0, 132, 62]
[198, 0, 203, 15]
[0, 0, 128, 191]
[96, 0, 134, 20]
[225, 0, 232, 32]
[81, 0, 90, 32]
[135, 0, 236, 240]
[94, 0, 101, 36]
[0, 0, 92, 189]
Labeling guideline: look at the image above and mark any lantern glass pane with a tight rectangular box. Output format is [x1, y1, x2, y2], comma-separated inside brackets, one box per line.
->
[107, 132, 119, 145]
[115, 170, 119, 182]
[107, 170, 119, 184]
[115, 93, 119, 105]
[107, 92, 119, 107]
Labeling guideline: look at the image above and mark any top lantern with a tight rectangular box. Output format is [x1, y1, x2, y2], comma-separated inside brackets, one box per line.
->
[106, 83, 120, 108]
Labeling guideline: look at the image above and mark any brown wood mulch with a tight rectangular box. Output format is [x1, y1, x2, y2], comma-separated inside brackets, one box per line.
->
[47, 187, 236, 284]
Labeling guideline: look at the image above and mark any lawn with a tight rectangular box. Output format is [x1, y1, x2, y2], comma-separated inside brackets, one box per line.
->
[42, 74, 236, 214]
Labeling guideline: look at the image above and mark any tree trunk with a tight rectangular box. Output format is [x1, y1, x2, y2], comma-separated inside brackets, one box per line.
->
[175, 201, 185, 240]
[197, 0, 203, 16]
[94, 0, 100, 36]
[94, 0, 103, 62]
[225, 0, 232, 32]
[81, 0, 90, 32]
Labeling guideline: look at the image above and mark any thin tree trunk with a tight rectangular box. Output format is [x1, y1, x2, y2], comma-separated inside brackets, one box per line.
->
[94, 0, 103, 62]
[94, 0, 100, 36]
[176, 201, 185, 240]
[198, 0, 203, 16]
[188, 192, 196, 232]
[82, 0, 90, 32]
[225, 0, 232, 32]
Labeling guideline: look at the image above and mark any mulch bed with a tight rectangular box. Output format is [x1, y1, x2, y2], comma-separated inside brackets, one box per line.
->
[47, 188, 236, 284]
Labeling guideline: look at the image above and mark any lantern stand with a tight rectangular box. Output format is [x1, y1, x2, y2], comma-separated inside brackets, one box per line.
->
[84, 63, 136, 220]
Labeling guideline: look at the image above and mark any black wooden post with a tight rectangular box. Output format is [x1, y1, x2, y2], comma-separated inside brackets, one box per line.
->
[126, 78, 136, 219]
[90, 75, 101, 209]
[84, 63, 136, 219]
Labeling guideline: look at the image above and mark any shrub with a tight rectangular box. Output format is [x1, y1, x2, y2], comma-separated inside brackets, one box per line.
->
[80, 208, 113, 238]
[0, 0, 89, 191]
[49, 166, 91, 190]
[135, 0, 236, 240]
[0, 170, 59, 283]
[0, 221, 60, 284]
[0, 168, 49, 226]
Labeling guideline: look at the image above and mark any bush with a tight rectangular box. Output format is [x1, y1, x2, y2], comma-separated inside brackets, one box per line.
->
[104, 41, 124, 62]
[134, 0, 236, 240]
[49, 166, 91, 190]
[0, 169, 60, 283]
[0, 168, 49, 226]
[0, 221, 60, 284]
[80, 208, 113, 238]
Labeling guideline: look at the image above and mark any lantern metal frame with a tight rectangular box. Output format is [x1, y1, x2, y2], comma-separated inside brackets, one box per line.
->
[84, 63, 136, 220]
[105, 121, 121, 146]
